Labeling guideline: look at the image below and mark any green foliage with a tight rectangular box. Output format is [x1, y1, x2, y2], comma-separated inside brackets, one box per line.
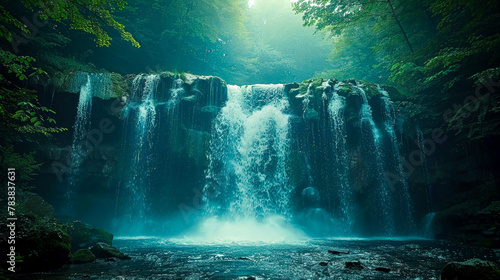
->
[0, 49, 46, 84]
[0, 0, 139, 48]
[294, 0, 500, 96]
[0, 83, 66, 136]
[110, 72, 129, 97]
[0, 145, 41, 190]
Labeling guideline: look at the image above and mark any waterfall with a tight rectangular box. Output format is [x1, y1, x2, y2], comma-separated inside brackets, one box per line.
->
[195, 84, 305, 242]
[377, 85, 416, 233]
[328, 86, 354, 234]
[204, 84, 292, 219]
[355, 84, 395, 235]
[421, 212, 437, 239]
[66, 74, 92, 207]
[302, 83, 312, 117]
[416, 125, 434, 211]
[66, 72, 111, 213]
[120, 74, 159, 233]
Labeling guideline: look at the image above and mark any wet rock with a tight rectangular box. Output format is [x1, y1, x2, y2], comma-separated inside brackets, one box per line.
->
[66, 221, 113, 252]
[71, 249, 96, 264]
[328, 249, 349, 255]
[441, 258, 500, 280]
[22, 221, 72, 271]
[90, 242, 130, 260]
[345, 261, 364, 270]
[336, 82, 352, 98]
[284, 82, 299, 94]
[328, 78, 337, 86]
[303, 108, 319, 120]
[18, 192, 54, 218]
[375, 267, 391, 273]
[379, 85, 406, 101]
[200, 105, 220, 116]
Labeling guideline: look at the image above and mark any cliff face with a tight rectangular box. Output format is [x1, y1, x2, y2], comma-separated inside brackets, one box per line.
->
[32, 72, 500, 243]
[396, 79, 500, 247]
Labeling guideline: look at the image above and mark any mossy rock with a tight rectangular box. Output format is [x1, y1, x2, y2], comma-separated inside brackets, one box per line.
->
[284, 82, 299, 94]
[110, 72, 129, 98]
[288, 78, 325, 117]
[336, 82, 353, 98]
[71, 249, 96, 264]
[358, 81, 380, 100]
[90, 242, 130, 260]
[304, 109, 320, 120]
[66, 220, 113, 252]
[380, 85, 407, 102]
[18, 192, 54, 218]
[441, 259, 500, 280]
[23, 222, 72, 271]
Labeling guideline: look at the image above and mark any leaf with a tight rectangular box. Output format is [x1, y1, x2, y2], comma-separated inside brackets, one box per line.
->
[34, 121, 42, 127]
[30, 117, 38, 123]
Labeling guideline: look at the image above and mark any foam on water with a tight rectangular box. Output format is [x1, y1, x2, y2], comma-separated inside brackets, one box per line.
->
[174, 215, 307, 245]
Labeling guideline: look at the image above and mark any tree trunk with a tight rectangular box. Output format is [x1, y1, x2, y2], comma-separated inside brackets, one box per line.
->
[386, 0, 414, 53]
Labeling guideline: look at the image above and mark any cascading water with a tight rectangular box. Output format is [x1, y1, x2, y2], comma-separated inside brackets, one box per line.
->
[377, 85, 416, 233]
[355, 84, 395, 235]
[416, 125, 434, 211]
[328, 85, 354, 234]
[421, 212, 437, 239]
[198, 84, 303, 242]
[66, 75, 92, 209]
[119, 74, 159, 234]
[66, 72, 111, 214]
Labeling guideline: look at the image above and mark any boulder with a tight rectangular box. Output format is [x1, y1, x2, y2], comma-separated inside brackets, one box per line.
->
[441, 258, 500, 280]
[284, 82, 299, 94]
[375, 267, 391, 273]
[328, 249, 349, 255]
[345, 261, 364, 270]
[18, 192, 54, 218]
[90, 242, 130, 260]
[66, 220, 113, 252]
[71, 249, 96, 264]
[21, 218, 72, 271]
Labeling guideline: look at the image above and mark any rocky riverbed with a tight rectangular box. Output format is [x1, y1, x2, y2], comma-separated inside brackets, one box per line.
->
[13, 238, 499, 279]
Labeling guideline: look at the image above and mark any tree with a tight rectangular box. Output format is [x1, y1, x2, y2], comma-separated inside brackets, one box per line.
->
[0, 0, 140, 190]
[293, 0, 500, 95]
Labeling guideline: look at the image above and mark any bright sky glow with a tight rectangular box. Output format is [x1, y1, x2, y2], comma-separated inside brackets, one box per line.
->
[249, 0, 299, 8]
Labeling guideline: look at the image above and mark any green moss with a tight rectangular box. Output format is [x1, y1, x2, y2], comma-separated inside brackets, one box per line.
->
[66, 220, 114, 252]
[160, 71, 176, 79]
[358, 81, 379, 99]
[42, 230, 72, 252]
[110, 72, 129, 98]
[71, 249, 96, 264]
[94, 227, 113, 245]
[337, 83, 353, 97]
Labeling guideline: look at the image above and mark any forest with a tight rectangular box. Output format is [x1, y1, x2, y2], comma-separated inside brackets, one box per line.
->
[1, 0, 500, 279]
